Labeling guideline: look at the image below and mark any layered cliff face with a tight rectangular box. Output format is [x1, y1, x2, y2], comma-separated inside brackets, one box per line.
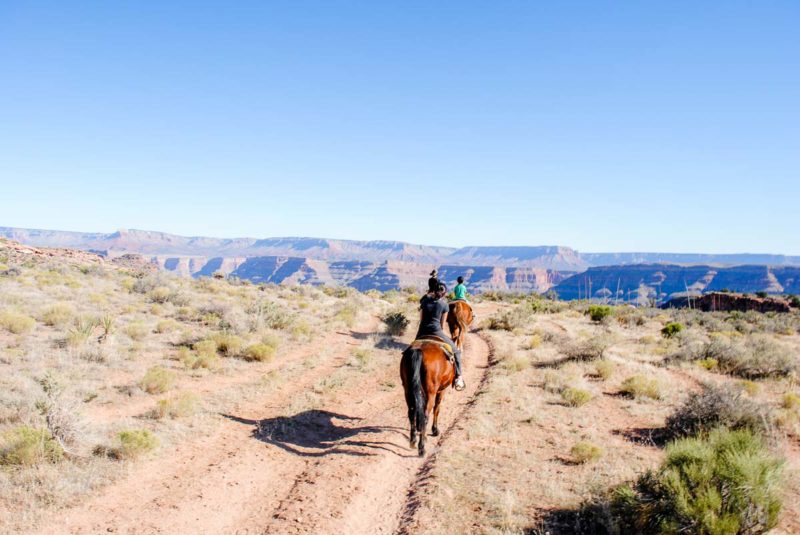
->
[552, 264, 800, 302]
[3, 227, 799, 296]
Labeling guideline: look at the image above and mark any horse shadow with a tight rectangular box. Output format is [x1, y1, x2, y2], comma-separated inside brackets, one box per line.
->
[221, 410, 415, 458]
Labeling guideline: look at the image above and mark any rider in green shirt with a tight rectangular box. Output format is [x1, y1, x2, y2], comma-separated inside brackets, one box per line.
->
[453, 276, 468, 301]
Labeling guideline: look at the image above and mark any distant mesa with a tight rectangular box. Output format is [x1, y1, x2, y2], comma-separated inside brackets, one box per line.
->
[2, 226, 799, 299]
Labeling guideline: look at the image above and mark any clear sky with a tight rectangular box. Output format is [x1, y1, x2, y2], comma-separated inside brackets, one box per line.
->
[1, 1, 798, 253]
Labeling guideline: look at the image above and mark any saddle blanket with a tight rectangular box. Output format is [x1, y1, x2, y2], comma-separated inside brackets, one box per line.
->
[408, 336, 455, 362]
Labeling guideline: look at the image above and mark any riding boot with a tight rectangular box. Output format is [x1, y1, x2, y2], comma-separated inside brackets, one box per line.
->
[453, 349, 465, 391]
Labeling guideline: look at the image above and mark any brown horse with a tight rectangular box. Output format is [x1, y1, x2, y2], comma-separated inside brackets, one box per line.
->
[400, 343, 455, 456]
[447, 300, 474, 353]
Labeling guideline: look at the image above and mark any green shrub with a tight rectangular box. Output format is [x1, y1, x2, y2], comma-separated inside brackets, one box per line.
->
[0, 426, 64, 466]
[381, 311, 410, 336]
[570, 441, 603, 464]
[210, 332, 244, 357]
[661, 322, 684, 338]
[561, 387, 593, 407]
[180, 346, 219, 370]
[41, 303, 75, 327]
[755, 291, 768, 299]
[620, 375, 661, 400]
[781, 392, 800, 410]
[113, 429, 159, 459]
[243, 343, 276, 362]
[153, 392, 200, 419]
[665, 385, 774, 439]
[584, 428, 783, 535]
[139, 366, 176, 394]
[789, 295, 800, 308]
[587, 305, 612, 323]
[66, 317, 95, 347]
[155, 319, 179, 334]
[696, 357, 718, 370]
[0, 311, 36, 334]
[594, 359, 616, 380]
[351, 348, 372, 369]
[525, 334, 543, 349]
[124, 321, 148, 341]
[148, 286, 173, 304]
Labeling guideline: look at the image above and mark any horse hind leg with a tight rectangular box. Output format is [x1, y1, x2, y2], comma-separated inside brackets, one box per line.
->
[408, 405, 417, 448]
[418, 390, 436, 456]
[431, 391, 444, 436]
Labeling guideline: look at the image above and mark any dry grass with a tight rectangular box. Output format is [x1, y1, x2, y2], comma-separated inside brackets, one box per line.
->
[0, 244, 381, 532]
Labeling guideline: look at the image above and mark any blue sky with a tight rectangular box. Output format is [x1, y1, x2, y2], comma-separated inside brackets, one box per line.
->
[1, 1, 798, 253]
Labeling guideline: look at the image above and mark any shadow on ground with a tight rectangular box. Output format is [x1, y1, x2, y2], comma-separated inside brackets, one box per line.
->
[222, 410, 415, 458]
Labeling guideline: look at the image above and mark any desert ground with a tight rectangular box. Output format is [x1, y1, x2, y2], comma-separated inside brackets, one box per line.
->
[2, 238, 799, 534]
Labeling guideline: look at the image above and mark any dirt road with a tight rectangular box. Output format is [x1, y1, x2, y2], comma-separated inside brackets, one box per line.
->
[35, 311, 493, 535]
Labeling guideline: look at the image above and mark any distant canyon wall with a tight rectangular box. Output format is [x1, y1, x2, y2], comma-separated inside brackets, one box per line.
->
[151, 255, 566, 293]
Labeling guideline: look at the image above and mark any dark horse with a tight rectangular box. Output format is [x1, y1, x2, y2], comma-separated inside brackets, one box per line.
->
[447, 300, 474, 355]
[400, 342, 455, 456]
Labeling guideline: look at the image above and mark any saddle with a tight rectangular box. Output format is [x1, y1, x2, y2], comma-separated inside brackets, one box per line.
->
[408, 335, 456, 363]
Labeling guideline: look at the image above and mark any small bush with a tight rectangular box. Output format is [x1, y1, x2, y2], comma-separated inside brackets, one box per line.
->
[665, 385, 774, 439]
[0, 426, 64, 466]
[381, 311, 410, 337]
[291, 320, 312, 340]
[148, 286, 173, 304]
[486, 306, 531, 331]
[587, 305, 612, 323]
[243, 343, 276, 362]
[0, 311, 36, 334]
[41, 303, 75, 327]
[564, 336, 609, 361]
[781, 392, 800, 410]
[620, 375, 661, 400]
[66, 317, 95, 347]
[153, 392, 200, 419]
[671, 335, 795, 379]
[525, 334, 543, 349]
[583, 428, 783, 535]
[139, 366, 176, 394]
[696, 357, 718, 370]
[570, 441, 603, 464]
[180, 346, 219, 370]
[594, 359, 616, 380]
[661, 322, 684, 338]
[211, 332, 244, 357]
[739, 380, 761, 396]
[155, 319, 179, 334]
[113, 429, 159, 459]
[334, 303, 358, 328]
[351, 348, 372, 369]
[124, 322, 148, 341]
[562, 387, 593, 407]
[502, 351, 530, 372]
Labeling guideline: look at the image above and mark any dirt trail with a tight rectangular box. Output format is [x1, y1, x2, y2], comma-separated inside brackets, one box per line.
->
[34, 308, 493, 535]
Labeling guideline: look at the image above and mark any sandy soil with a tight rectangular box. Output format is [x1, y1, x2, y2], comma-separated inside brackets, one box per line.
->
[30, 308, 493, 535]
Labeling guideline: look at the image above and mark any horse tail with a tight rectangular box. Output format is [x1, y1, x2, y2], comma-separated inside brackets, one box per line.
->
[409, 348, 426, 433]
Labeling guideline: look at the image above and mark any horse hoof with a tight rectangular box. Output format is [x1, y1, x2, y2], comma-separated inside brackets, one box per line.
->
[418, 448, 425, 457]
[431, 427, 439, 437]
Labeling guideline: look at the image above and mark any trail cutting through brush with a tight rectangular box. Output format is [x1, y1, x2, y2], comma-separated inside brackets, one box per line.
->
[34, 308, 493, 535]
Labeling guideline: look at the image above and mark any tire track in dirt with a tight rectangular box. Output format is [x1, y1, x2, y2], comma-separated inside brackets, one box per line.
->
[31, 320, 377, 535]
[257, 324, 494, 534]
[31, 308, 495, 535]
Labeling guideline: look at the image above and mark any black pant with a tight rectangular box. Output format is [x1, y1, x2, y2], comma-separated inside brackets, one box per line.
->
[416, 327, 463, 377]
